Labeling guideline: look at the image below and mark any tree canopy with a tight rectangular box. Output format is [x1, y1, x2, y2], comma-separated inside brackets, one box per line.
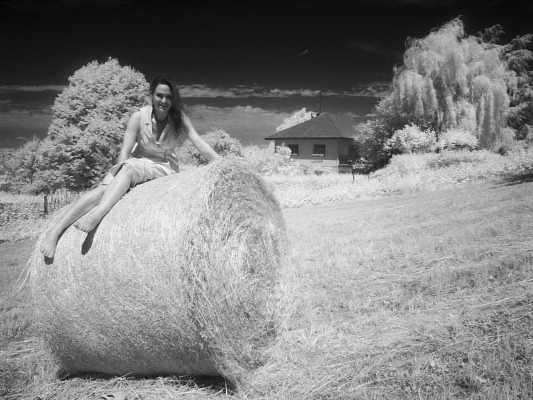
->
[354, 18, 533, 169]
[388, 18, 532, 150]
[38, 58, 150, 190]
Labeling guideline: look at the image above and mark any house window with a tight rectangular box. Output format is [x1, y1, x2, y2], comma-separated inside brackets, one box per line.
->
[286, 144, 299, 156]
[312, 144, 326, 157]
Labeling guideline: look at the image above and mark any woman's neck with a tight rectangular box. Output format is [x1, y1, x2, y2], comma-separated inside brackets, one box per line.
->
[152, 108, 169, 123]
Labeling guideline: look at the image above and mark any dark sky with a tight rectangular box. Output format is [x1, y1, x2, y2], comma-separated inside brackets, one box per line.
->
[1, 0, 532, 147]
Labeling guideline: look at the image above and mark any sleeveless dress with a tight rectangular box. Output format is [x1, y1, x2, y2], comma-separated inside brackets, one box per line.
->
[101, 105, 181, 187]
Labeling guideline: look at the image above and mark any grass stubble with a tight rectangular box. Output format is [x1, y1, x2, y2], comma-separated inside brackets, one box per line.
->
[1, 175, 533, 399]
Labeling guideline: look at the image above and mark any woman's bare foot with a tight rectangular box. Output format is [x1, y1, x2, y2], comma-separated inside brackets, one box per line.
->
[74, 211, 103, 232]
[40, 229, 60, 259]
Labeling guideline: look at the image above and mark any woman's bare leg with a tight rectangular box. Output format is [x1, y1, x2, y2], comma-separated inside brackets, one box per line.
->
[40, 186, 106, 258]
[74, 166, 134, 233]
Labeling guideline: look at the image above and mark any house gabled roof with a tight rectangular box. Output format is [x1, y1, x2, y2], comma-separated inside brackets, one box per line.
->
[265, 112, 368, 140]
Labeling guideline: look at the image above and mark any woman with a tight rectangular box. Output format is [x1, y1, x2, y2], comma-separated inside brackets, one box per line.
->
[40, 75, 220, 259]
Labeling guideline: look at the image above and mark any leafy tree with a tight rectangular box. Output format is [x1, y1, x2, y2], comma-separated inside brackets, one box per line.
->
[39, 58, 150, 190]
[501, 33, 533, 137]
[1, 138, 45, 193]
[352, 96, 421, 170]
[178, 127, 243, 166]
[388, 17, 529, 150]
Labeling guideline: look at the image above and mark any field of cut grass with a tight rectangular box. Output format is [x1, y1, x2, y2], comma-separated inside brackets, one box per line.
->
[1, 174, 533, 399]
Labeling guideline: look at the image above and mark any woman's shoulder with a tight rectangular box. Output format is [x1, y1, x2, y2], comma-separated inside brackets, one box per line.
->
[135, 105, 152, 117]
[129, 110, 143, 120]
[131, 105, 152, 118]
[126, 109, 145, 129]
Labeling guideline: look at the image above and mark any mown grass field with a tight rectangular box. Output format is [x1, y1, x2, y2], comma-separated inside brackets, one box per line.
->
[1, 172, 533, 399]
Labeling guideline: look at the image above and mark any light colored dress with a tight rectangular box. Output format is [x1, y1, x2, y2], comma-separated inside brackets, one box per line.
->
[102, 105, 181, 187]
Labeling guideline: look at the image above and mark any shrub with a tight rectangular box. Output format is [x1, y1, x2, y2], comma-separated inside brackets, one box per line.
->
[242, 143, 299, 175]
[384, 123, 437, 154]
[179, 128, 243, 165]
[437, 129, 479, 151]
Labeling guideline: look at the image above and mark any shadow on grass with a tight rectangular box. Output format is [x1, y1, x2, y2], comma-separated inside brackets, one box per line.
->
[58, 370, 236, 395]
[494, 172, 533, 187]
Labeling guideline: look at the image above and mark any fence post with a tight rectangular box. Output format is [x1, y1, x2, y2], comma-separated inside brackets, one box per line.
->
[43, 194, 48, 215]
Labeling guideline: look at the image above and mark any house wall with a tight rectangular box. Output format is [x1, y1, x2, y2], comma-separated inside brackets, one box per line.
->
[337, 138, 354, 156]
[273, 138, 344, 171]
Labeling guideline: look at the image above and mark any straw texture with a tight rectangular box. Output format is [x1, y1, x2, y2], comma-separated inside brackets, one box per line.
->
[30, 157, 287, 384]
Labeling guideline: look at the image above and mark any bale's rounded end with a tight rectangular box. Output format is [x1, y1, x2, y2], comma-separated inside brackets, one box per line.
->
[30, 156, 288, 384]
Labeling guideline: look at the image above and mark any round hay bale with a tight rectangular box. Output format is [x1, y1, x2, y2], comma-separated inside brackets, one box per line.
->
[29, 157, 287, 384]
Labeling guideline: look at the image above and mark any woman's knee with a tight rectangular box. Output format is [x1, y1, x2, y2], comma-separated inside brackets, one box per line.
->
[116, 164, 137, 185]
[117, 164, 134, 178]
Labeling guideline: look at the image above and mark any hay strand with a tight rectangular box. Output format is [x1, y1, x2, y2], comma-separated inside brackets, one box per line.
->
[29, 157, 287, 385]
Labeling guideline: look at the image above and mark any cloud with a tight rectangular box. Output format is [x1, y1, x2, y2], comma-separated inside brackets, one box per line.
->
[186, 104, 290, 145]
[179, 85, 240, 98]
[348, 41, 404, 61]
[179, 84, 322, 99]
[0, 82, 388, 99]
[0, 108, 53, 130]
[0, 91, 54, 146]
[0, 106, 52, 147]
[179, 84, 387, 99]
[349, 42, 393, 59]
[352, 82, 392, 98]
[0, 85, 65, 92]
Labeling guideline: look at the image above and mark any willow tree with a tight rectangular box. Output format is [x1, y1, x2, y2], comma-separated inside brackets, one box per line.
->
[389, 18, 527, 149]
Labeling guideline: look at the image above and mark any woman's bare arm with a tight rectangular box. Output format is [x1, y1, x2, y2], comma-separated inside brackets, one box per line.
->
[116, 111, 141, 164]
[182, 112, 221, 161]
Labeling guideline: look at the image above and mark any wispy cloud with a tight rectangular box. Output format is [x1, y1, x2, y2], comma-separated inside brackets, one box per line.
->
[0, 82, 389, 98]
[353, 82, 392, 98]
[348, 41, 403, 61]
[0, 108, 53, 129]
[179, 84, 388, 99]
[0, 85, 65, 92]
[179, 84, 321, 98]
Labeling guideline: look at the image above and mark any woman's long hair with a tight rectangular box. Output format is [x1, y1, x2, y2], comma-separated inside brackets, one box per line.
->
[150, 75, 184, 134]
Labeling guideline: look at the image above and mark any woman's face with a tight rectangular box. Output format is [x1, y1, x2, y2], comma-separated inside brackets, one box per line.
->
[152, 84, 172, 113]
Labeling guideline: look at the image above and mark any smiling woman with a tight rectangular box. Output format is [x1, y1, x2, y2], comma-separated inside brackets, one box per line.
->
[39, 74, 221, 260]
